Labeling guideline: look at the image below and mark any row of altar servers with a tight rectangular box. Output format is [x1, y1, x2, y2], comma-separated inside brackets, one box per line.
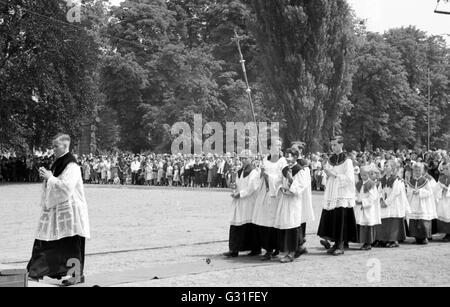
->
[223, 152, 450, 262]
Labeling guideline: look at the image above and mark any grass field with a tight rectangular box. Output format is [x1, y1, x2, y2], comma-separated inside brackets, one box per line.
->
[1, 184, 449, 287]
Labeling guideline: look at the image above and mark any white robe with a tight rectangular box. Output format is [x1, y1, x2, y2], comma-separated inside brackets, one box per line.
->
[36, 162, 91, 241]
[300, 167, 315, 225]
[323, 159, 356, 210]
[406, 179, 438, 221]
[274, 167, 314, 230]
[252, 157, 287, 227]
[355, 182, 381, 227]
[434, 181, 450, 223]
[380, 179, 411, 219]
[230, 168, 261, 226]
[427, 177, 439, 207]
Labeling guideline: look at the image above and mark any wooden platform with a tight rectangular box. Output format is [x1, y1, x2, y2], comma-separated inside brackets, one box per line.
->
[0, 269, 28, 287]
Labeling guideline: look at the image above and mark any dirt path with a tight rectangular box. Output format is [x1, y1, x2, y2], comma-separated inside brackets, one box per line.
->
[1, 184, 449, 287]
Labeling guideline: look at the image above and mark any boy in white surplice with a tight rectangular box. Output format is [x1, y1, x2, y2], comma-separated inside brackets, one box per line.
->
[375, 161, 410, 248]
[274, 148, 314, 263]
[223, 150, 261, 258]
[434, 162, 450, 241]
[406, 163, 437, 244]
[355, 166, 381, 250]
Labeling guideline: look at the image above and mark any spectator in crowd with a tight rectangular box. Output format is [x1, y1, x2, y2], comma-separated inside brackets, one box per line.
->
[131, 156, 140, 185]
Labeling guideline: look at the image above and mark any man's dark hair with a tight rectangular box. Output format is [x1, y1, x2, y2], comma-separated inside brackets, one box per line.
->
[286, 148, 300, 159]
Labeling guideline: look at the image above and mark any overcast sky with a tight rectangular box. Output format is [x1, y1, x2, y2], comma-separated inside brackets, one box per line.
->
[347, 0, 449, 39]
[109, 0, 450, 42]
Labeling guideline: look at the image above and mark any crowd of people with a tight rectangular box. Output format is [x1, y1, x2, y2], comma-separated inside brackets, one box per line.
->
[1, 147, 448, 191]
[222, 138, 450, 263]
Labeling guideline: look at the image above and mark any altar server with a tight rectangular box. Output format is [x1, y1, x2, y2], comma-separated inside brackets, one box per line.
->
[434, 162, 450, 241]
[355, 166, 381, 250]
[253, 139, 287, 260]
[274, 148, 314, 263]
[376, 161, 410, 248]
[406, 163, 438, 244]
[223, 150, 261, 258]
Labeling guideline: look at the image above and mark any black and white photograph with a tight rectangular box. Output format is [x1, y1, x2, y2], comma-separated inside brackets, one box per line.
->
[1, 0, 450, 291]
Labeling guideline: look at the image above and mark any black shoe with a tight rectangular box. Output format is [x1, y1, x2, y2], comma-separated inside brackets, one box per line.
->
[371, 240, 380, 248]
[320, 239, 331, 250]
[28, 276, 40, 283]
[331, 248, 344, 256]
[280, 255, 295, 263]
[294, 247, 308, 259]
[387, 241, 399, 248]
[344, 242, 350, 249]
[415, 238, 428, 245]
[360, 244, 372, 251]
[61, 276, 85, 286]
[327, 244, 337, 254]
[261, 252, 273, 261]
[223, 251, 238, 258]
[374, 241, 388, 248]
[247, 250, 262, 257]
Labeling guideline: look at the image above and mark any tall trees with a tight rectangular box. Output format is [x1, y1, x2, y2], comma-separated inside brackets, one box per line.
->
[0, 0, 100, 151]
[384, 27, 450, 150]
[343, 32, 419, 151]
[251, 0, 355, 152]
[342, 27, 450, 151]
[1, 1, 449, 153]
[102, 0, 263, 152]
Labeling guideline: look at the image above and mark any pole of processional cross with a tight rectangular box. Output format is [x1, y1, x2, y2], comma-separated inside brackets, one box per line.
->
[232, 29, 262, 154]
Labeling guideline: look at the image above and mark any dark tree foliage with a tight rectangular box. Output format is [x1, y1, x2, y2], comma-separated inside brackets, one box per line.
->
[0, 0, 100, 152]
[250, 0, 356, 152]
[2, 1, 449, 153]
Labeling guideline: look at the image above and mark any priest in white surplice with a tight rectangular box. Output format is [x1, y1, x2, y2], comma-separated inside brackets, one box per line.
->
[317, 136, 358, 256]
[27, 134, 90, 286]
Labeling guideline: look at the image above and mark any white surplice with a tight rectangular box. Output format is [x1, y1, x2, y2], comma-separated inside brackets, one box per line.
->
[35, 163, 91, 241]
[252, 157, 287, 227]
[406, 178, 437, 221]
[323, 159, 356, 210]
[274, 167, 314, 230]
[230, 168, 261, 226]
[355, 181, 382, 227]
[380, 179, 411, 219]
[434, 180, 450, 223]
